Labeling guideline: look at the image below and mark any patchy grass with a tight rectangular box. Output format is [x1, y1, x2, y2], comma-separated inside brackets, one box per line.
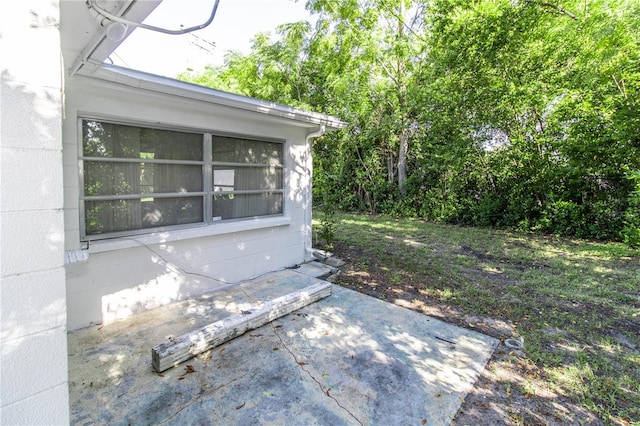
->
[313, 213, 640, 425]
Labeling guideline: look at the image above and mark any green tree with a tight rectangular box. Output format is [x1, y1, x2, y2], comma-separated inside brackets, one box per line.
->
[307, 0, 428, 196]
[421, 0, 640, 238]
[179, 0, 640, 243]
[179, 21, 314, 109]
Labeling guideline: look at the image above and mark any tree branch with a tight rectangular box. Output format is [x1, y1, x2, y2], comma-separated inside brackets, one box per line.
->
[526, 1, 578, 20]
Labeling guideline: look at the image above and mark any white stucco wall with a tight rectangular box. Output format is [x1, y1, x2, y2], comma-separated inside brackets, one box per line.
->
[63, 73, 314, 330]
[0, 1, 70, 424]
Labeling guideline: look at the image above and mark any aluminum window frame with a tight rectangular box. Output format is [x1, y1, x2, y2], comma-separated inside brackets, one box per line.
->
[79, 117, 286, 241]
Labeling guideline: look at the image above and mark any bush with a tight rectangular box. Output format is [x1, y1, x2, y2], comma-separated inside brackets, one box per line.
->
[622, 209, 640, 247]
[621, 170, 640, 247]
[539, 200, 584, 237]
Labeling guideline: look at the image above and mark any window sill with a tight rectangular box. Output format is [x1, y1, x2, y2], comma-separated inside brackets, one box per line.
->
[87, 216, 292, 254]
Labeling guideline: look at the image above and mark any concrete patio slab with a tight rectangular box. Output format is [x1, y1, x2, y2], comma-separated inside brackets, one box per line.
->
[68, 264, 498, 425]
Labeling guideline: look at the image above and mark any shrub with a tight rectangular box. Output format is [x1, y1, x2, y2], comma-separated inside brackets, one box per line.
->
[621, 170, 640, 247]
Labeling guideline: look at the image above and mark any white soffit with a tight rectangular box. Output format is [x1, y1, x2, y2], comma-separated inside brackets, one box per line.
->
[61, 0, 161, 75]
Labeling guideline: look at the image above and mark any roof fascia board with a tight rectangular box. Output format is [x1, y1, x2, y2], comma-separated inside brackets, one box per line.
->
[80, 64, 348, 130]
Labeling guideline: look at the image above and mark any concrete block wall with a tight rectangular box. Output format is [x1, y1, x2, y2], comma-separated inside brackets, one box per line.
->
[1, 1, 70, 424]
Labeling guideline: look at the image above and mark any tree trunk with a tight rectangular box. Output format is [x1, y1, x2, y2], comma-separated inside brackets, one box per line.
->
[398, 127, 409, 196]
[396, 1, 408, 197]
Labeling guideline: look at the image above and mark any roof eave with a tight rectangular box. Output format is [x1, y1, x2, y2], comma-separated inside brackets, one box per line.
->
[80, 64, 348, 131]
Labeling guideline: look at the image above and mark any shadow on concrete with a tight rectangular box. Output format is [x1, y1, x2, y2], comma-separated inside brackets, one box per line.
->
[68, 263, 498, 425]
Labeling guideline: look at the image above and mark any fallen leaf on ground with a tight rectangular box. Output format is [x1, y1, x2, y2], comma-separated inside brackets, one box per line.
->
[177, 364, 196, 380]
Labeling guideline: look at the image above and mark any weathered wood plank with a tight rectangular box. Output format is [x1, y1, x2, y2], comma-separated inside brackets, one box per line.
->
[152, 281, 332, 372]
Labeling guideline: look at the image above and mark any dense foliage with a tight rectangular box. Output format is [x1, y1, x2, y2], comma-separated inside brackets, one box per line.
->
[179, 0, 640, 242]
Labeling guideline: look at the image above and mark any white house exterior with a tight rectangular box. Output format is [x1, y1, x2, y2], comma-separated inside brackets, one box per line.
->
[63, 65, 345, 330]
[1, 1, 344, 423]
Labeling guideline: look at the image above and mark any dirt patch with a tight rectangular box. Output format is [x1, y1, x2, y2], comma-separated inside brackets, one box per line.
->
[329, 241, 606, 425]
[458, 245, 552, 272]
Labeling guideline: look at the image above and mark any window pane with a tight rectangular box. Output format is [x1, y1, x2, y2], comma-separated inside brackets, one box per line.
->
[84, 162, 202, 196]
[82, 120, 202, 160]
[212, 136, 282, 165]
[85, 197, 203, 235]
[213, 193, 283, 220]
[213, 166, 282, 192]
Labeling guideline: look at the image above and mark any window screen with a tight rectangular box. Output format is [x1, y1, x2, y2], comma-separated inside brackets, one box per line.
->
[81, 120, 284, 239]
[212, 135, 284, 220]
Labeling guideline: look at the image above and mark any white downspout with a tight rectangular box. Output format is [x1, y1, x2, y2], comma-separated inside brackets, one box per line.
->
[304, 125, 326, 259]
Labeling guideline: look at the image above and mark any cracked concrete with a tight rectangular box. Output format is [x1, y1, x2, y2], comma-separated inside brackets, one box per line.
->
[68, 262, 498, 425]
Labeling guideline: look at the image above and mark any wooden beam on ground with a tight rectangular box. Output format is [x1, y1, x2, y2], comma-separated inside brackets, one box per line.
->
[152, 281, 332, 372]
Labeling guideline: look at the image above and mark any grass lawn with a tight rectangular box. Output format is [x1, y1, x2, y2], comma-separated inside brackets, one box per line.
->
[313, 212, 640, 425]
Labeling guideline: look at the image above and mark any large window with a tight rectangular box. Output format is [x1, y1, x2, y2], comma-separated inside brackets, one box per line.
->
[81, 119, 284, 239]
